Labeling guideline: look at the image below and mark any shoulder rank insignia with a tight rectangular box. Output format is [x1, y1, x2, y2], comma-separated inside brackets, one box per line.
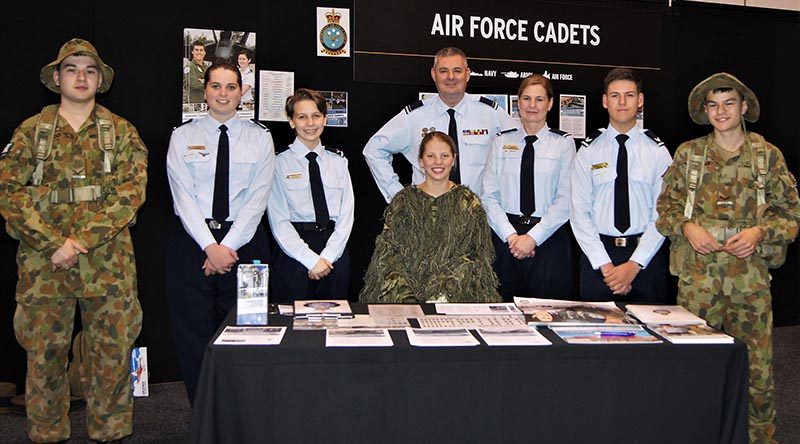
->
[643, 129, 665, 147]
[275, 145, 291, 154]
[173, 119, 193, 130]
[325, 146, 345, 157]
[497, 128, 518, 136]
[580, 129, 604, 149]
[250, 118, 270, 131]
[479, 96, 498, 109]
[404, 100, 424, 114]
[549, 128, 570, 137]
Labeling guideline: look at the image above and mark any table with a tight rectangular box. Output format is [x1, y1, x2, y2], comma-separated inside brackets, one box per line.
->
[187, 304, 748, 444]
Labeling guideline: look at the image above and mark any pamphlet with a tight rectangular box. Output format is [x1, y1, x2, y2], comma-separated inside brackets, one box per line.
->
[130, 347, 148, 397]
[405, 328, 480, 347]
[651, 324, 734, 344]
[514, 297, 637, 326]
[476, 327, 551, 346]
[326, 328, 394, 347]
[549, 325, 660, 344]
[415, 315, 526, 329]
[336, 314, 410, 330]
[213, 326, 287, 345]
[368, 304, 425, 319]
[435, 303, 522, 316]
[294, 300, 353, 319]
[236, 263, 269, 325]
[626, 304, 707, 326]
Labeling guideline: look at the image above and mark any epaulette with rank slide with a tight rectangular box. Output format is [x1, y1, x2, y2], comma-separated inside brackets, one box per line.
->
[549, 128, 570, 137]
[643, 129, 665, 147]
[580, 129, 604, 149]
[496, 128, 518, 136]
[173, 119, 193, 130]
[251, 118, 270, 131]
[479, 96, 498, 109]
[404, 100, 424, 114]
[325, 146, 345, 157]
[275, 145, 291, 154]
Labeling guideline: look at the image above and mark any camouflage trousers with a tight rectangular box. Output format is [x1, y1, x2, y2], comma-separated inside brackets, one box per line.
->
[14, 294, 142, 443]
[677, 284, 775, 444]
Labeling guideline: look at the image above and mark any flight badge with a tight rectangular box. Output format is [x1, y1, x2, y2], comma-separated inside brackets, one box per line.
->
[319, 9, 348, 56]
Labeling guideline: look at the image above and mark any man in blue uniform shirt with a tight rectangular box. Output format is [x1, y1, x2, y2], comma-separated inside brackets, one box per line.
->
[570, 68, 672, 302]
[166, 62, 275, 403]
[363, 47, 517, 202]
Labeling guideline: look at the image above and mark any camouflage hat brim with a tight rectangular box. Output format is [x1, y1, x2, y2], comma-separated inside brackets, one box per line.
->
[688, 72, 759, 125]
[40, 38, 114, 94]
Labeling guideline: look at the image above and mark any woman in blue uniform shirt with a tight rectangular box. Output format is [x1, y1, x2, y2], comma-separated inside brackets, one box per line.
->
[480, 74, 576, 301]
[267, 88, 354, 302]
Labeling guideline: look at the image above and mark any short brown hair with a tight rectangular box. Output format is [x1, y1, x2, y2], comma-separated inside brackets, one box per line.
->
[603, 67, 642, 93]
[204, 62, 242, 88]
[517, 74, 554, 99]
[433, 47, 468, 68]
[285, 88, 328, 118]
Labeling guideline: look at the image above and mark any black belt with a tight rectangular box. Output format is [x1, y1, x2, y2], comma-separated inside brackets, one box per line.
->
[205, 219, 233, 231]
[506, 214, 541, 226]
[599, 233, 642, 248]
[292, 220, 335, 232]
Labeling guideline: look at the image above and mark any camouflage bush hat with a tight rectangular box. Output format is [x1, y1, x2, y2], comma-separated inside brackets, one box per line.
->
[40, 38, 114, 94]
[688, 72, 760, 125]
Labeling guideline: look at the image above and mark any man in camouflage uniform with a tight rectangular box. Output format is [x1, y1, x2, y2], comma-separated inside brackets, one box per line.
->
[656, 73, 800, 443]
[0, 38, 147, 443]
[185, 41, 209, 104]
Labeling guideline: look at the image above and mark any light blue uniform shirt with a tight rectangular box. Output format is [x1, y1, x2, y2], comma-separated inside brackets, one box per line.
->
[166, 115, 275, 251]
[481, 124, 576, 245]
[570, 126, 672, 269]
[267, 138, 355, 270]
[363, 93, 517, 202]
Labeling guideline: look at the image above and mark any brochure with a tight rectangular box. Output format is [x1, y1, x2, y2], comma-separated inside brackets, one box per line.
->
[294, 300, 352, 318]
[514, 297, 637, 326]
[415, 315, 526, 329]
[651, 324, 734, 344]
[435, 303, 522, 316]
[405, 328, 480, 347]
[213, 326, 287, 345]
[626, 304, 707, 326]
[326, 328, 394, 347]
[549, 325, 661, 344]
[476, 327, 551, 346]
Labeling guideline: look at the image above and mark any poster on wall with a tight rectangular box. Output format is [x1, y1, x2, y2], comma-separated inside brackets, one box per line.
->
[320, 91, 349, 127]
[559, 94, 586, 139]
[258, 70, 295, 122]
[317, 7, 351, 57]
[510, 95, 520, 121]
[636, 105, 644, 130]
[182, 28, 256, 121]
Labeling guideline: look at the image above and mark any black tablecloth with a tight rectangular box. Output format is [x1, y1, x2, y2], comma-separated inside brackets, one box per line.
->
[187, 304, 748, 444]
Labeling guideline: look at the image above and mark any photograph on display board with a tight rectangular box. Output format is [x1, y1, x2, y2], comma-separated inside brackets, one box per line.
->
[320, 91, 348, 127]
[559, 94, 586, 139]
[510, 95, 520, 121]
[484, 94, 509, 113]
[182, 28, 256, 121]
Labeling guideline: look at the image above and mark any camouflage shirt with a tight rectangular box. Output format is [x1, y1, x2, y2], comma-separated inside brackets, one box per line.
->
[0, 104, 148, 299]
[656, 132, 800, 293]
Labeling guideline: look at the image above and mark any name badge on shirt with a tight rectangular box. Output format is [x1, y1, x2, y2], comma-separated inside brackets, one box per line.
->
[188, 145, 207, 151]
[286, 173, 303, 180]
[463, 129, 489, 136]
[591, 162, 608, 170]
[503, 144, 520, 152]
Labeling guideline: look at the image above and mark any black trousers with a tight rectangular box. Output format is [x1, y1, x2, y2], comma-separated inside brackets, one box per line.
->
[492, 221, 572, 302]
[579, 234, 666, 303]
[270, 226, 350, 304]
[166, 222, 269, 404]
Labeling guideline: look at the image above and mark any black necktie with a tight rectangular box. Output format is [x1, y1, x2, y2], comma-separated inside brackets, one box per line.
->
[212, 124, 229, 223]
[520, 135, 537, 217]
[447, 108, 461, 184]
[614, 134, 630, 234]
[306, 152, 329, 227]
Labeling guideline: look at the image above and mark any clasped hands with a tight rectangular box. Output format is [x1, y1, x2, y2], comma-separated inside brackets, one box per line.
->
[600, 261, 640, 296]
[51, 238, 88, 271]
[203, 243, 239, 276]
[683, 222, 763, 258]
[308, 257, 333, 280]
[507, 233, 536, 260]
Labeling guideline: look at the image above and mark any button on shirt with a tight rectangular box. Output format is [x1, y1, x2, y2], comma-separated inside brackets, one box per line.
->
[267, 139, 355, 270]
[363, 93, 517, 202]
[570, 126, 672, 269]
[167, 115, 275, 251]
[481, 125, 576, 245]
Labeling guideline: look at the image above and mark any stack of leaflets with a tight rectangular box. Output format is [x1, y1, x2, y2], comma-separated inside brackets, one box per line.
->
[293, 300, 353, 320]
[325, 328, 393, 347]
[625, 304, 734, 344]
[514, 297, 637, 326]
[405, 328, 480, 347]
[476, 327, 551, 346]
[549, 325, 660, 344]
[213, 326, 287, 345]
[434, 303, 522, 316]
